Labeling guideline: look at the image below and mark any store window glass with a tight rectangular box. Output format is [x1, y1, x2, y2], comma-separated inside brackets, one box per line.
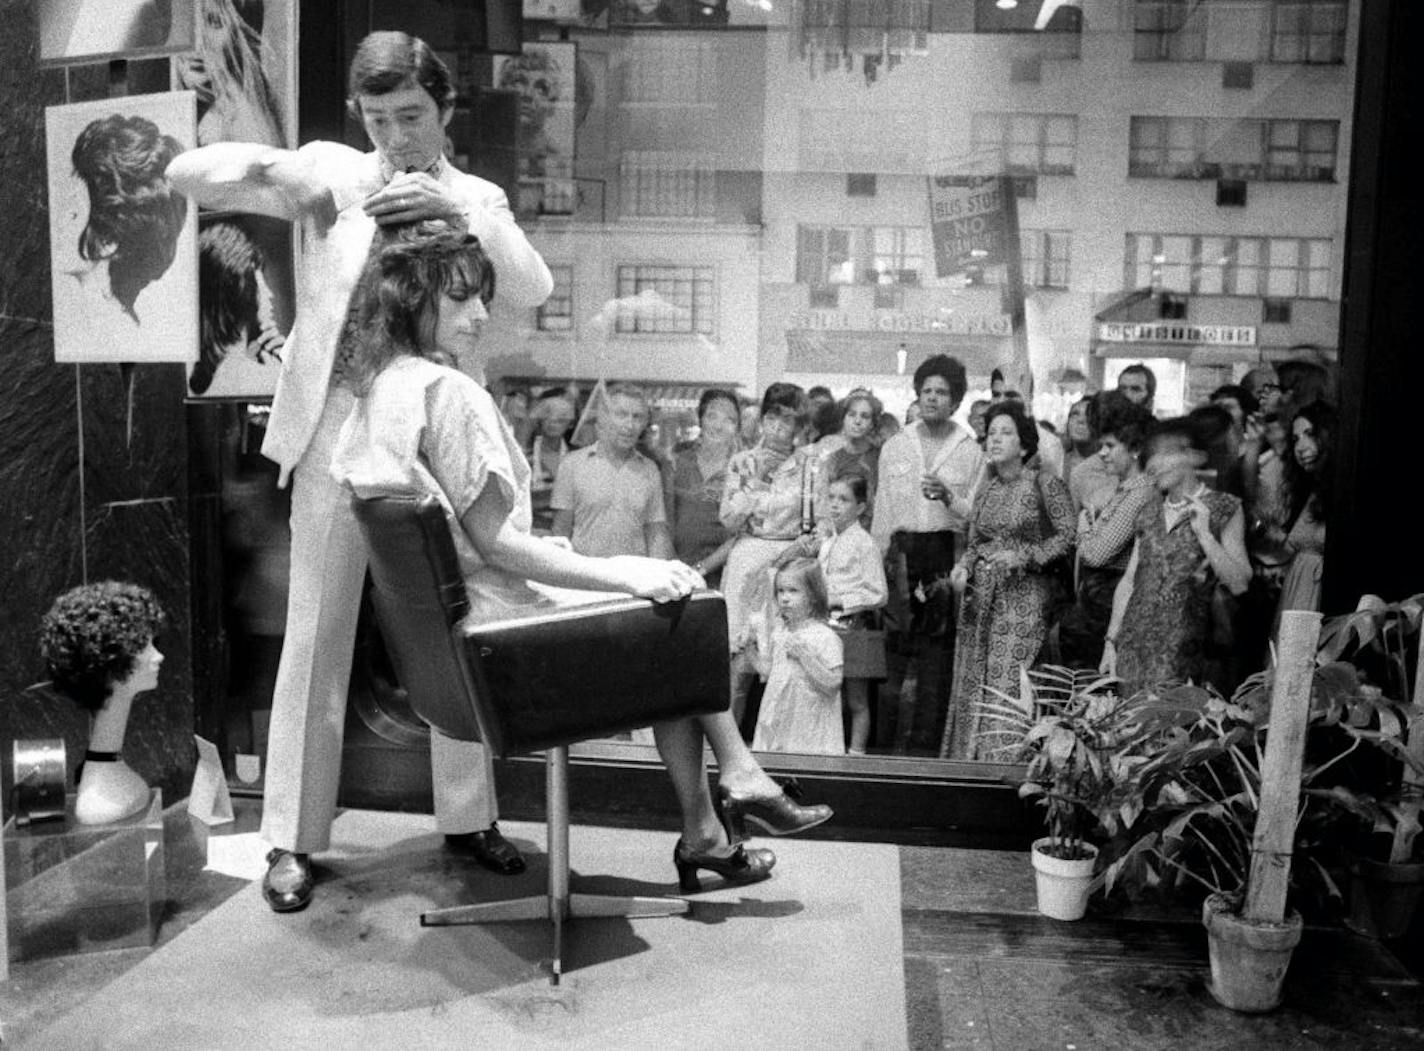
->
[206, 0, 1363, 787]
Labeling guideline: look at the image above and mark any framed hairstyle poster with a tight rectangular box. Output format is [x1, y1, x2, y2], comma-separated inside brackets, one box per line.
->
[37, 0, 197, 66]
[45, 92, 199, 364]
[493, 42, 578, 217]
[173, 0, 298, 400]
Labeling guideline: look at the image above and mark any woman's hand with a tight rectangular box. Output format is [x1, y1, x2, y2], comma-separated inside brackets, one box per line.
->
[1099, 639, 1117, 676]
[983, 548, 1026, 572]
[949, 564, 970, 593]
[608, 556, 703, 602]
[1186, 493, 1214, 542]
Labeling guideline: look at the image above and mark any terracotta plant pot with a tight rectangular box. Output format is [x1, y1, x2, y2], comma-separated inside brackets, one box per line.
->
[1030, 837, 1099, 921]
[1344, 857, 1424, 941]
[1201, 892, 1303, 1013]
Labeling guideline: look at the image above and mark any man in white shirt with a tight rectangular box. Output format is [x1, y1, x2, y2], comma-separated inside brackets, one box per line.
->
[168, 31, 554, 912]
[871, 355, 983, 753]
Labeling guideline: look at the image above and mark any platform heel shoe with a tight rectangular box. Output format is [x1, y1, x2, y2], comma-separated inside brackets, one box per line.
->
[674, 838, 776, 893]
[717, 782, 833, 839]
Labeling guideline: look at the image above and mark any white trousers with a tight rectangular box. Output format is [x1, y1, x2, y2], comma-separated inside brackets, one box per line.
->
[259, 388, 497, 854]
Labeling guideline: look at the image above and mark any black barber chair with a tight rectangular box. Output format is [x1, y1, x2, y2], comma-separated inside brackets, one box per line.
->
[350, 494, 729, 981]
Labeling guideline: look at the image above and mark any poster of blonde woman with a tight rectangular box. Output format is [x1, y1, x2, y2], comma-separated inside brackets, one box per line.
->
[493, 42, 577, 216]
[174, 0, 296, 399]
[45, 93, 198, 364]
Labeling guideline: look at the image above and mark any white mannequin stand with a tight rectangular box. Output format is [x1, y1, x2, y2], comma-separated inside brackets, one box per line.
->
[74, 669, 153, 826]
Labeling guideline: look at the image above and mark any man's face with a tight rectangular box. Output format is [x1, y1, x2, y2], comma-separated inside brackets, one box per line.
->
[1117, 370, 1151, 407]
[917, 376, 958, 424]
[597, 394, 648, 454]
[989, 377, 1005, 401]
[357, 82, 452, 174]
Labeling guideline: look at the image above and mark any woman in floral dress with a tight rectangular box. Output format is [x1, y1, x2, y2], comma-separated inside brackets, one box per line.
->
[1102, 418, 1253, 699]
[942, 402, 1075, 760]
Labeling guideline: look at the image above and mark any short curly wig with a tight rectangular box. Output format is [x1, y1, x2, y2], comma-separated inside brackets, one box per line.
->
[39, 581, 166, 712]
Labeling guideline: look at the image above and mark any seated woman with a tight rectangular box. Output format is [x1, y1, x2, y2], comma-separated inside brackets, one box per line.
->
[39, 582, 167, 826]
[1102, 417, 1253, 699]
[330, 221, 830, 890]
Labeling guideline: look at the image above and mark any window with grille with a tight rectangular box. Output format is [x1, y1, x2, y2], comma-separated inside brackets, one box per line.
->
[1129, 116, 1338, 181]
[1020, 230, 1071, 289]
[1126, 233, 1332, 298]
[971, 113, 1077, 176]
[614, 266, 716, 335]
[870, 227, 924, 288]
[796, 226, 856, 287]
[620, 153, 715, 219]
[1133, 1, 1345, 64]
[536, 265, 573, 332]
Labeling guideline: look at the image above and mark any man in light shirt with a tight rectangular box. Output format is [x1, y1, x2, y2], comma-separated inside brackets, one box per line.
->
[872, 355, 983, 754]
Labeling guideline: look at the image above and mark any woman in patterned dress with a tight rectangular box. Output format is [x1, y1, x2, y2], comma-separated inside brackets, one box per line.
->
[942, 402, 1075, 760]
[1102, 418, 1253, 699]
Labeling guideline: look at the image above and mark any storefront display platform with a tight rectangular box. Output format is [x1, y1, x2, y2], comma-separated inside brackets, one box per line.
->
[3, 790, 164, 962]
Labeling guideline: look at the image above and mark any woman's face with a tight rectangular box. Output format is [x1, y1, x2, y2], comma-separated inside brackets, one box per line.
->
[699, 398, 740, 446]
[1097, 433, 1137, 480]
[759, 408, 798, 454]
[1293, 415, 1322, 472]
[433, 291, 488, 361]
[775, 574, 813, 625]
[1066, 401, 1092, 444]
[984, 414, 1023, 467]
[124, 639, 164, 696]
[825, 481, 864, 530]
[1147, 438, 1199, 493]
[537, 399, 575, 438]
[841, 398, 875, 442]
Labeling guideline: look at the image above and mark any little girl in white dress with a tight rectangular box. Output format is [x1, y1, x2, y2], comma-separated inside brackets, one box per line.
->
[751, 558, 845, 755]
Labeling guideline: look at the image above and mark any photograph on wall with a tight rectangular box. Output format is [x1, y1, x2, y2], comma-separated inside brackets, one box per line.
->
[45, 92, 198, 364]
[493, 42, 578, 217]
[37, 0, 196, 66]
[174, 0, 297, 398]
[609, 0, 729, 28]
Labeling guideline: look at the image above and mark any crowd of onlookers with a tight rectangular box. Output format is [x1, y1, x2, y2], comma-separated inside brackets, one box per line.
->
[493, 351, 1337, 760]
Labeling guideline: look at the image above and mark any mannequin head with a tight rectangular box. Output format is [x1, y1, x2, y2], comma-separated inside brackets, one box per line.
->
[40, 582, 167, 712]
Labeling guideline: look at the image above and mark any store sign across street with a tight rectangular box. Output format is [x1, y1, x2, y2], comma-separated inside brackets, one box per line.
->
[1097, 322, 1258, 346]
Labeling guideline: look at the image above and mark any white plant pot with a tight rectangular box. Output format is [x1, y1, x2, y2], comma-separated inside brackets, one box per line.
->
[1030, 837, 1100, 921]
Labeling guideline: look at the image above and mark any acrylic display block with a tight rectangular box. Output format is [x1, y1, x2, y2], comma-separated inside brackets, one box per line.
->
[3, 789, 165, 961]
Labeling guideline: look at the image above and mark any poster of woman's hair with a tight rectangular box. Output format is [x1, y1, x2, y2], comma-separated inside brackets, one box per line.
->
[45, 92, 198, 364]
[493, 42, 578, 217]
[37, 0, 196, 66]
[175, 0, 296, 399]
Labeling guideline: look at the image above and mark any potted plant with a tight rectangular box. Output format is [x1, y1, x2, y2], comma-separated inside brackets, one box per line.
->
[977, 666, 1156, 921]
[1312, 594, 1424, 940]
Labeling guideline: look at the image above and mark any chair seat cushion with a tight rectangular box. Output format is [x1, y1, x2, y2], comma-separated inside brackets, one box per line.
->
[458, 591, 730, 757]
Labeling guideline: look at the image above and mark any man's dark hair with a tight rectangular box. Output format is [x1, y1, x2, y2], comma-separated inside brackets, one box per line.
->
[913, 354, 968, 403]
[347, 31, 455, 116]
[1210, 383, 1258, 417]
[806, 385, 833, 402]
[696, 388, 740, 423]
[1118, 362, 1157, 400]
[760, 381, 809, 421]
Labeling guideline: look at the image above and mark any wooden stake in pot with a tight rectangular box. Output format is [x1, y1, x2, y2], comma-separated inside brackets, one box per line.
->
[1244, 610, 1323, 924]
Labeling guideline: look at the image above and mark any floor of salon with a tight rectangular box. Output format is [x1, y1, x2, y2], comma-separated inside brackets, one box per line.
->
[4, 797, 1423, 1050]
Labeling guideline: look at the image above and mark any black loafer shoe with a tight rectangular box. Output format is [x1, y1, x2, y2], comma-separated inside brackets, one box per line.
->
[445, 823, 526, 875]
[262, 848, 314, 913]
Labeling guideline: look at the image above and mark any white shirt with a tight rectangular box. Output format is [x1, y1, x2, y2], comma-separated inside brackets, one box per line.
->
[871, 421, 983, 553]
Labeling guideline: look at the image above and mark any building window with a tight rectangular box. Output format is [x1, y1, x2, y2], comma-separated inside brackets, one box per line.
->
[1129, 117, 1338, 181]
[1270, 0, 1348, 64]
[1134, 1, 1344, 64]
[1263, 298, 1293, 323]
[870, 226, 924, 288]
[971, 113, 1077, 176]
[846, 173, 877, 197]
[536, 266, 573, 332]
[796, 226, 856, 287]
[1020, 230, 1071, 289]
[1127, 233, 1332, 298]
[614, 266, 715, 335]
[620, 153, 715, 219]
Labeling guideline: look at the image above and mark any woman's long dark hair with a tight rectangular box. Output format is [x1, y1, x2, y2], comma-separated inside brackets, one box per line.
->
[348, 220, 496, 393]
[72, 114, 188, 318]
[190, 220, 263, 395]
[1286, 401, 1336, 527]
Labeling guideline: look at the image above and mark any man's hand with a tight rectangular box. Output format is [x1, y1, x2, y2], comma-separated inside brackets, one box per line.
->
[363, 172, 466, 228]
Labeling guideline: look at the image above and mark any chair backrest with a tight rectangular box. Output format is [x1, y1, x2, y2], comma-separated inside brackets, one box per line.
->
[350, 495, 495, 749]
[352, 494, 731, 759]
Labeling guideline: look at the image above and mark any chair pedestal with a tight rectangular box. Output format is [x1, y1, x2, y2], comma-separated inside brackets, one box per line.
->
[418, 745, 688, 982]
